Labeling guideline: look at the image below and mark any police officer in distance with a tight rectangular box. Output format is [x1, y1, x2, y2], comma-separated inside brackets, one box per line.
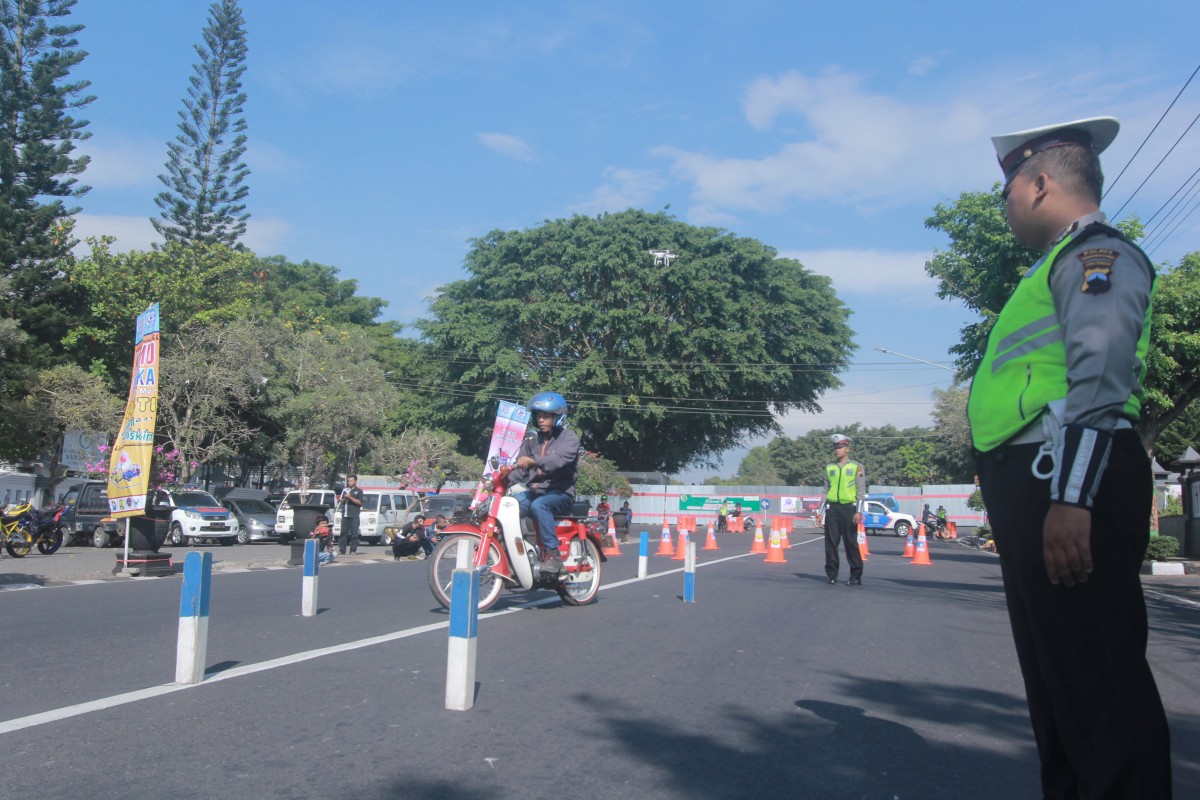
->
[971, 116, 1171, 797]
[822, 433, 865, 586]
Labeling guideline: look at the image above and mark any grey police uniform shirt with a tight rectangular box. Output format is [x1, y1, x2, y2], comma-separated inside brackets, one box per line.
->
[1009, 211, 1154, 444]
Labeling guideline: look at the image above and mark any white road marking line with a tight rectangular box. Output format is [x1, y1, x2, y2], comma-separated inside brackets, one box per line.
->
[0, 584, 41, 591]
[0, 543, 796, 734]
[1145, 588, 1200, 609]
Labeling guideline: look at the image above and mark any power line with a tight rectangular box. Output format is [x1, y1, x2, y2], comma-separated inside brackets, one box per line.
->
[1142, 176, 1200, 250]
[1112, 106, 1200, 219]
[1140, 164, 1200, 228]
[1104, 61, 1200, 202]
[1147, 196, 1200, 256]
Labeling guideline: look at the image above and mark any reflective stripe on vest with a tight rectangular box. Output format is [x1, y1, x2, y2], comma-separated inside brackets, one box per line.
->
[968, 226, 1152, 453]
[826, 462, 860, 504]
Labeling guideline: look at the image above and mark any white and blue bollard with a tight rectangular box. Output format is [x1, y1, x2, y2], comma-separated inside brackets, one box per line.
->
[683, 541, 696, 603]
[175, 551, 213, 684]
[444, 566, 480, 711]
[302, 538, 319, 617]
[638, 531, 649, 579]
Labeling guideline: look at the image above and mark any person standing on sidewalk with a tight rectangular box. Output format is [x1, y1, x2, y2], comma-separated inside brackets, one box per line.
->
[823, 433, 865, 586]
[337, 474, 364, 555]
[971, 116, 1170, 798]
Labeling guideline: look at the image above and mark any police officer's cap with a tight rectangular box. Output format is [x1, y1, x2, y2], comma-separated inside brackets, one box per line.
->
[991, 116, 1119, 183]
[831, 434, 851, 446]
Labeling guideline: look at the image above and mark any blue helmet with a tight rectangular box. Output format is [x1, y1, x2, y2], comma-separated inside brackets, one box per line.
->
[528, 391, 568, 428]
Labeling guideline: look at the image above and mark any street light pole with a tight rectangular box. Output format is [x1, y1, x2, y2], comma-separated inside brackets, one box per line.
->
[874, 347, 956, 372]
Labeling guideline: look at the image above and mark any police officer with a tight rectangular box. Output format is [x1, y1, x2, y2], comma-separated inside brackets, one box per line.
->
[822, 433, 865, 586]
[971, 116, 1171, 797]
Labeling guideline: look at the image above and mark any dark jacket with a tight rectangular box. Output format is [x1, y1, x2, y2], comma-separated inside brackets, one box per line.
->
[511, 426, 581, 498]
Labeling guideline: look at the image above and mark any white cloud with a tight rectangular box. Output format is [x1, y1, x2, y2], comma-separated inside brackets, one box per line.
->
[72, 214, 159, 251]
[77, 137, 163, 191]
[781, 248, 935, 294]
[570, 167, 666, 214]
[476, 132, 539, 163]
[70, 214, 292, 256]
[656, 68, 992, 215]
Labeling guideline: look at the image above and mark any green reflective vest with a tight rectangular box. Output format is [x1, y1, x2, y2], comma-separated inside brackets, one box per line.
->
[825, 462, 860, 504]
[968, 226, 1152, 452]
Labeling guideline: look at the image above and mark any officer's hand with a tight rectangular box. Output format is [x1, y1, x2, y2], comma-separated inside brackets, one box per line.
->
[852, 512, 862, 526]
[1042, 504, 1093, 587]
[516, 456, 536, 469]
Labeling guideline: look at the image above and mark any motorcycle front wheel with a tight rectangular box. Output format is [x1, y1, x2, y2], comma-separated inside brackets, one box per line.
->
[427, 534, 506, 613]
[36, 528, 63, 555]
[557, 536, 602, 606]
[5, 530, 33, 558]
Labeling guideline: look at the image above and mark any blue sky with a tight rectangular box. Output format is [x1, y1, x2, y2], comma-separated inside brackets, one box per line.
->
[67, 1, 1200, 478]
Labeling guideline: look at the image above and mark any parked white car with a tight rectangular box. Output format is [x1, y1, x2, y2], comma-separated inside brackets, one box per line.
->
[153, 488, 238, 546]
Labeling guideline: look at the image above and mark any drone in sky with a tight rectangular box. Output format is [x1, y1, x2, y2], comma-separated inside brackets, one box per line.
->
[648, 249, 677, 266]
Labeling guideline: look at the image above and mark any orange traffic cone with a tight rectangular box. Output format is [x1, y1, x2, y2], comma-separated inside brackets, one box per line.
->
[702, 523, 720, 550]
[857, 519, 869, 561]
[602, 516, 621, 556]
[656, 522, 674, 556]
[946, 521, 958, 540]
[750, 521, 767, 554]
[911, 525, 932, 566]
[764, 527, 787, 563]
[672, 525, 690, 560]
[903, 527, 916, 558]
[778, 517, 792, 549]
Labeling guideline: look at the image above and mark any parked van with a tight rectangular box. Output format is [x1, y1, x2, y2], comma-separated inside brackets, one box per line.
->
[331, 488, 420, 545]
[274, 489, 337, 543]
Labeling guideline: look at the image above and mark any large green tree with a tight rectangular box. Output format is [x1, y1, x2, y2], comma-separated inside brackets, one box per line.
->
[153, 0, 249, 247]
[62, 238, 259, 384]
[416, 209, 855, 472]
[0, 0, 92, 373]
[925, 187, 1200, 453]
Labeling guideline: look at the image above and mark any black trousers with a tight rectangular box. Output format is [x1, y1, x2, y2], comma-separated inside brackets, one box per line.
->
[338, 516, 360, 554]
[824, 502, 862, 580]
[978, 430, 1171, 799]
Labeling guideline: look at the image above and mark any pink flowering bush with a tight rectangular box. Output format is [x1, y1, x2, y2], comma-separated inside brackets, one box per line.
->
[83, 443, 198, 493]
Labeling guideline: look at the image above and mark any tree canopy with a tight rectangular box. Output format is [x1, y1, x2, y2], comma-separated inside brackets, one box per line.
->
[416, 209, 855, 472]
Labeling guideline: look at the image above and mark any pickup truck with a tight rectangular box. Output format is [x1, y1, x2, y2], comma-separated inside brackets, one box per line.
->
[58, 480, 123, 548]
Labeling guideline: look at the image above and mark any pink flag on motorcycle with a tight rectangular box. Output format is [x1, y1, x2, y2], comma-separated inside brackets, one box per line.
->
[473, 400, 530, 506]
[106, 304, 161, 518]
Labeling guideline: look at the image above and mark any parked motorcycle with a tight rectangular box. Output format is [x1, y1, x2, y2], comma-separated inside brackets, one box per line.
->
[427, 463, 606, 612]
[21, 504, 66, 554]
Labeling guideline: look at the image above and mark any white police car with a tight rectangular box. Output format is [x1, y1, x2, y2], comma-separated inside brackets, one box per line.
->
[861, 498, 915, 537]
[153, 488, 238, 546]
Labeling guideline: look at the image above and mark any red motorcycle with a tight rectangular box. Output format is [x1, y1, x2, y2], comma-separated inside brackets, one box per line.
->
[427, 464, 606, 612]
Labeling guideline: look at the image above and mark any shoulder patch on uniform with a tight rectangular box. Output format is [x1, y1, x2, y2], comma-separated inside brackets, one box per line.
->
[1078, 248, 1117, 295]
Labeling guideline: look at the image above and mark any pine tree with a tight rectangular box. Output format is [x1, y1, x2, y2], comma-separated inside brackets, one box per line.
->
[153, 0, 250, 248]
[0, 0, 93, 365]
[0, 0, 92, 276]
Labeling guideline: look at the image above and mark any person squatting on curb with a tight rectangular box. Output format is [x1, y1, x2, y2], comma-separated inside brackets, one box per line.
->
[971, 116, 1171, 798]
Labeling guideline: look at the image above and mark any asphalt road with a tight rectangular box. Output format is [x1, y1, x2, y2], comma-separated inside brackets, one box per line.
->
[1, 534, 1197, 799]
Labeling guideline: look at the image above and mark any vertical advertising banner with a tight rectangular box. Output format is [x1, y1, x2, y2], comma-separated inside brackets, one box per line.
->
[107, 304, 161, 517]
[472, 400, 531, 506]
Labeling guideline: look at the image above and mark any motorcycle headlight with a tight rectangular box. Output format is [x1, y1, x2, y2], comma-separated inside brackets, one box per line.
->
[480, 477, 494, 492]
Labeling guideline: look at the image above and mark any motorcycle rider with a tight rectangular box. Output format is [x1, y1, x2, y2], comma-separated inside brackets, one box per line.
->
[511, 392, 581, 574]
[921, 503, 938, 530]
[596, 494, 611, 526]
